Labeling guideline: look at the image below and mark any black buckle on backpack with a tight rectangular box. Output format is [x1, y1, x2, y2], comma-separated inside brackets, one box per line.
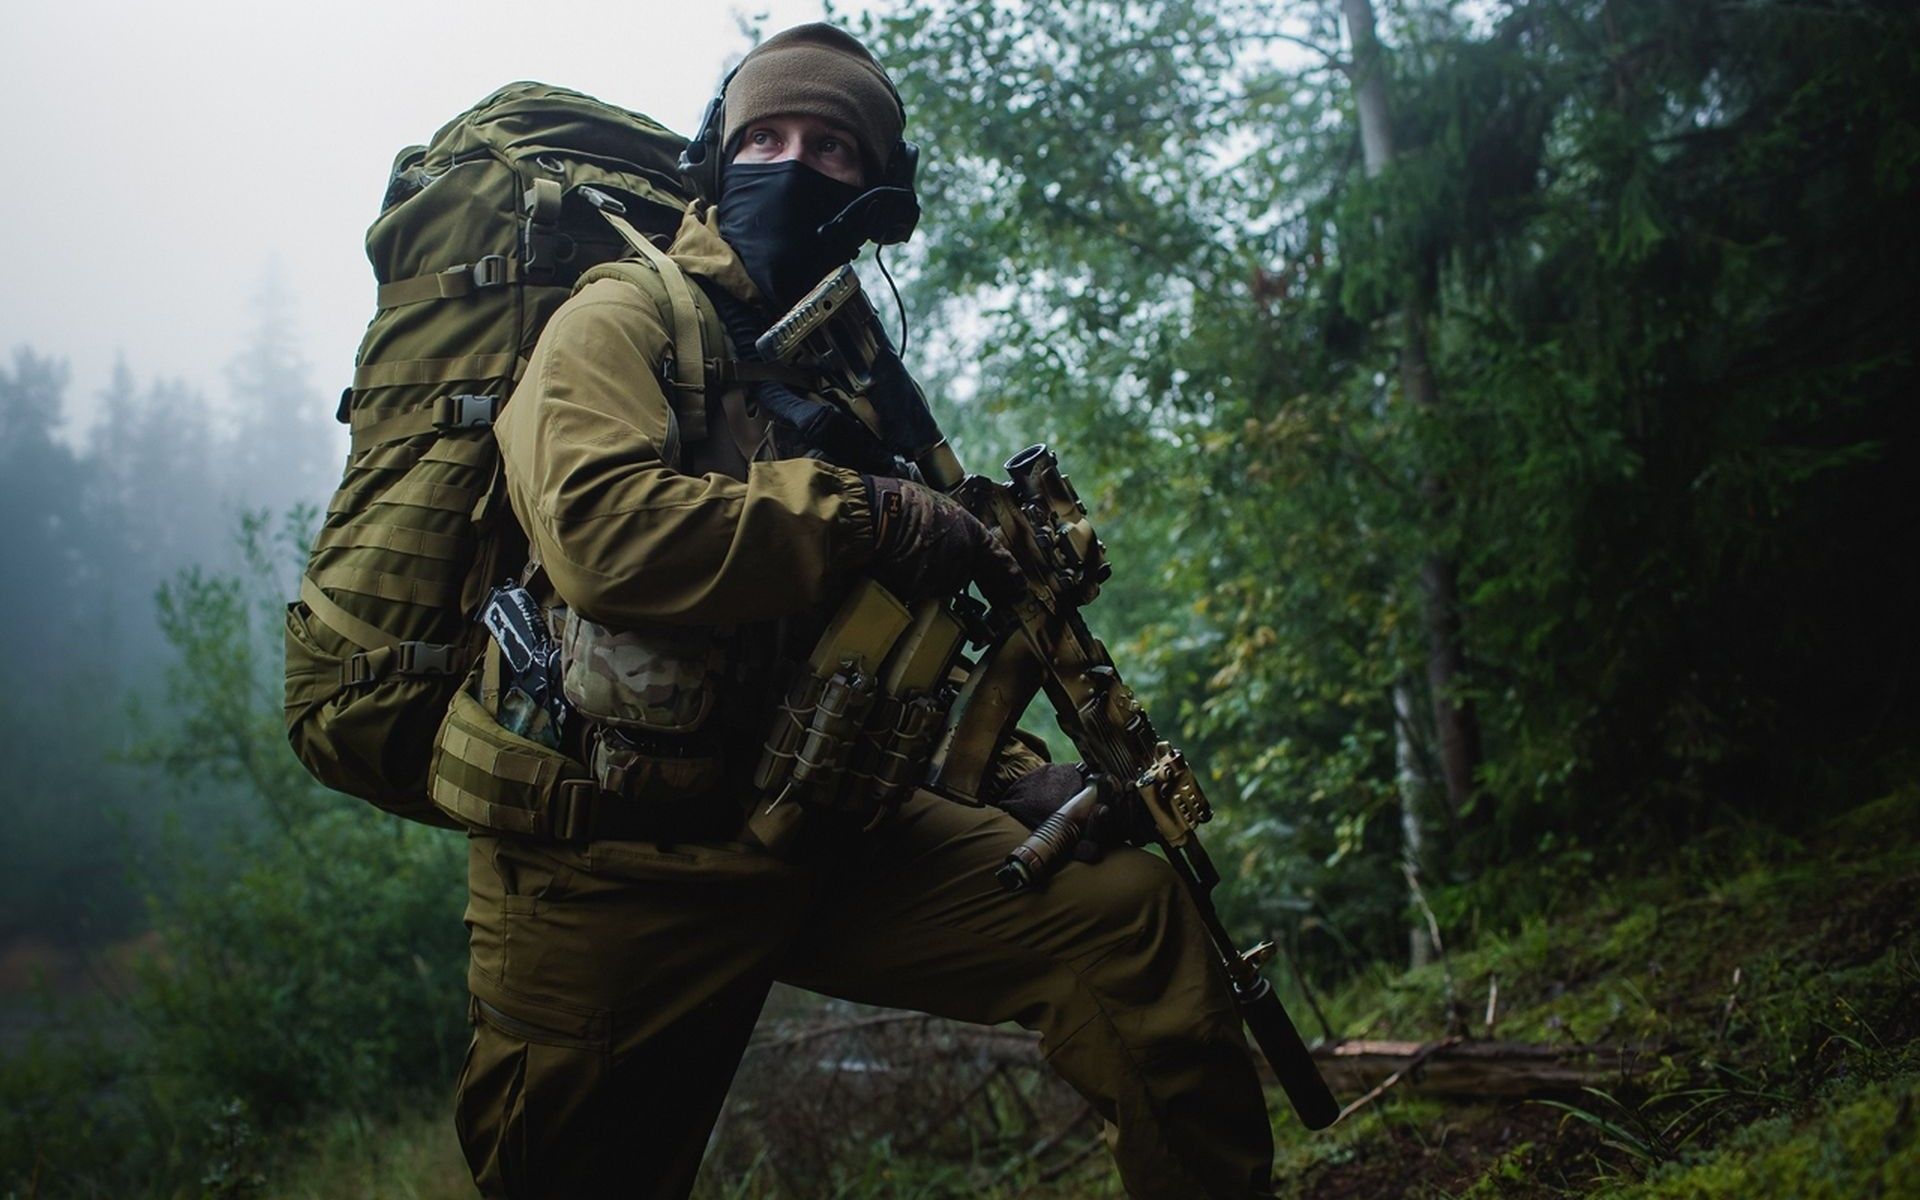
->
[522, 227, 576, 281]
[396, 641, 459, 675]
[471, 256, 511, 290]
[436, 393, 500, 431]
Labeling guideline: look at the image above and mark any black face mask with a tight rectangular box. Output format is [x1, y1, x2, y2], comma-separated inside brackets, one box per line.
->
[717, 160, 866, 308]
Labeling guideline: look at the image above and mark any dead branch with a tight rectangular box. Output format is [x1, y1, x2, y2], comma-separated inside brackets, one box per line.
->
[1038, 1133, 1105, 1183]
[1714, 966, 1744, 1045]
[1334, 1035, 1463, 1122]
[1402, 863, 1467, 1034]
[747, 1012, 1039, 1055]
[1313, 1038, 1662, 1102]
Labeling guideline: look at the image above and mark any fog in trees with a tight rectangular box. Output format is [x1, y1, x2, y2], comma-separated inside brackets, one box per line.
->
[0, 268, 342, 945]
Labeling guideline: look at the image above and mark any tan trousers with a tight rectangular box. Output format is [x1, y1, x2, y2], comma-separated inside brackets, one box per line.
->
[454, 791, 1275, 1198]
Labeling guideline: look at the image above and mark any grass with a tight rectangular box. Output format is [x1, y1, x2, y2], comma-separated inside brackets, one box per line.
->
[1596, 1075, 1918, 1199]
[1260, 788, 1920, 1197]
[265, 1105, 476, 1200]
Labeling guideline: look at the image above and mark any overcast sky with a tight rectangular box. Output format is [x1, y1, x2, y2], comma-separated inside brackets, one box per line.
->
[0, 0, 864, 432]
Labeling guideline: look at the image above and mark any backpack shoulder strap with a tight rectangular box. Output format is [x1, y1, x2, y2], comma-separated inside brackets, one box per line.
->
[594, 210, 709, 442]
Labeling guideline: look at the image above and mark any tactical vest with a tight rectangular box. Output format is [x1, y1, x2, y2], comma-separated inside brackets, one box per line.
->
[425, 257, 968, 847]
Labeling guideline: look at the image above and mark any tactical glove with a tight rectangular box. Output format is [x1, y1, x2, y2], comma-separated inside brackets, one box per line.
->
[864, 475, 1023, 604]
[994, 762, 1155, 864]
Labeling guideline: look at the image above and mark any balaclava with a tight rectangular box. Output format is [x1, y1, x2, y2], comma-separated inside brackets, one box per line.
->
[715, 24, 906, 307]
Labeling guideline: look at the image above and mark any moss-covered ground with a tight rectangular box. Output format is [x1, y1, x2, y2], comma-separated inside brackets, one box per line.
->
[1258, 789, 1920, 1198]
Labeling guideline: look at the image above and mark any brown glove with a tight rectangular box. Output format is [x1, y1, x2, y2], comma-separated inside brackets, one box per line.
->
[864, 475, 1023, 603]
[994, 763, 1154, 864]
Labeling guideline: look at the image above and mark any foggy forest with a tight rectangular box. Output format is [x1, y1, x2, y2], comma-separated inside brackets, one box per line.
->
[3, 0, 1917, 1197]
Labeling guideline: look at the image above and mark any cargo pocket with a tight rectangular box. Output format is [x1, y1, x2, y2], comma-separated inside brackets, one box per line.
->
[455, 987, 610, 1197]
[283, 600, 341, 717]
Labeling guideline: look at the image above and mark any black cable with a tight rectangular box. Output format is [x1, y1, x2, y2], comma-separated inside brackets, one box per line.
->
[875, 246, 910, 359]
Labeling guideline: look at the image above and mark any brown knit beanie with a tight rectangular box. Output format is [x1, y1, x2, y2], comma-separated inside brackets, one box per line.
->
[722, 23, 905, 178]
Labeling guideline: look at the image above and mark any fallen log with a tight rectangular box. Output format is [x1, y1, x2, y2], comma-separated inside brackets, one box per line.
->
[1309, 1038, 1661, 1101]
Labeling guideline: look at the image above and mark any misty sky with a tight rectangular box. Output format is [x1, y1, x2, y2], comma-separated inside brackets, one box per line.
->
[0, 0, 863, 434]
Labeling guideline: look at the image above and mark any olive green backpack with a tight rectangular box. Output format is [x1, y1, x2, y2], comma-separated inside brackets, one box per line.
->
[285, 82, 702, 826]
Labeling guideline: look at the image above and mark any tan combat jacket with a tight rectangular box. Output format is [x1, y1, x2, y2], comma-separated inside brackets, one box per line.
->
[494, 205, 1047, 796]
[494, 205, 876, 630]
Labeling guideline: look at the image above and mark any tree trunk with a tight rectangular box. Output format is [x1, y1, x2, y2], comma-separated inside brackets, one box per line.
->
[1342, 0, 1483, 831]
[1393, 679, 1432, 968]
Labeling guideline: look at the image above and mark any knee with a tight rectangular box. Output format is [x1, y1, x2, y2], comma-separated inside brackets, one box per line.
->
[1070, 845, 1188, 936]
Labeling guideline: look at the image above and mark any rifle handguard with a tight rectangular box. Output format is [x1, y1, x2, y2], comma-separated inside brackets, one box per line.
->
[996, 782, 1102, 892]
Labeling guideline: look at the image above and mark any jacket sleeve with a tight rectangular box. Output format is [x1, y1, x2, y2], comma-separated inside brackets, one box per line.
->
[494, 277, 876, 626]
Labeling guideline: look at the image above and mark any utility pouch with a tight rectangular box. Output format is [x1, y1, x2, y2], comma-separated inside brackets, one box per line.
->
[790, 665, 882, 812]
[755, 667, 826, 796]
[752, 581, 911, 819]
[846, 693, 947, 829]
[559, 611, 723, 734]
[754, 663, 884, 814]
[430, 663, 726, 840]
[429, 668, 597, 838]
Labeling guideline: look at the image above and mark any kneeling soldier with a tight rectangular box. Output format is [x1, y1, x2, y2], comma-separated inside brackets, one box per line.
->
[452, 24, 1276, 1199]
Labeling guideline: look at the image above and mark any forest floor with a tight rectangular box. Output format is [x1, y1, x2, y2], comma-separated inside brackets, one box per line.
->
[256, 789, 1920, 1198]
[1262, 788, 1920, 1199]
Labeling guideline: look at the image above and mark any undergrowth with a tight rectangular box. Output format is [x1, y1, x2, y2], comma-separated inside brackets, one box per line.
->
[1262, 788, 1920, 1197]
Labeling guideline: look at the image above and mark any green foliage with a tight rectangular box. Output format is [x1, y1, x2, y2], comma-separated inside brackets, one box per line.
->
[1594, 1077, 1919, 1199]
[1281, 789, 1920, 1195]
[129, 514, 467, 1131]
[853, 0, 1920, 967]
[1, 314, 337, 947]
[0, 513, 468, 1197]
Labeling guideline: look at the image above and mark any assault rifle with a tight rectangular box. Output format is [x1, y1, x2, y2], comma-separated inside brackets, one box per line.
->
[763, 266, 1341, 1130]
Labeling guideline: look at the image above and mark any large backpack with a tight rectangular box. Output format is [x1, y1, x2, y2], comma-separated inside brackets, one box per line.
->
[285, 82, 704, 826]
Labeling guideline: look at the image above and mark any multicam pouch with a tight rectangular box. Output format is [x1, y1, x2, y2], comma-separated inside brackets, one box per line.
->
[559, 610, 724, 734]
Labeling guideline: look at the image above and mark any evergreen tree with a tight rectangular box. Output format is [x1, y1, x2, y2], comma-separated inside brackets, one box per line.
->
[222, 262, 341, 520]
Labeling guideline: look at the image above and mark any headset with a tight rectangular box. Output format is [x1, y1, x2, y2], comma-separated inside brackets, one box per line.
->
[678, 65, 922, 246]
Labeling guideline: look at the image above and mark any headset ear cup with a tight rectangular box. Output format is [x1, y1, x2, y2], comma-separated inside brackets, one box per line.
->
[890, 140, 919, 193]
[680, 84, 731, 203]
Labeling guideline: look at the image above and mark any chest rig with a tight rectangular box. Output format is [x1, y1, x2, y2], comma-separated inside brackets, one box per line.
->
[511, 235, 978, 846]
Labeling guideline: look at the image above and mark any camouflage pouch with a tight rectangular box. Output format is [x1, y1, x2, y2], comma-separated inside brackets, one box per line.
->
[559, 610, 723, 734]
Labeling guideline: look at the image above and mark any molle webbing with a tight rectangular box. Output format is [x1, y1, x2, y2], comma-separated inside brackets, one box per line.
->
[349, 395, 508, 455]
[287, 81, 697, 827]
[351, 352, 521, 393]
[374, 256, 542, 308]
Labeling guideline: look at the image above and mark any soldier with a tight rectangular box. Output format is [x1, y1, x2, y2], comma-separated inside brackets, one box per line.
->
[457, 23, 1276, 1199]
